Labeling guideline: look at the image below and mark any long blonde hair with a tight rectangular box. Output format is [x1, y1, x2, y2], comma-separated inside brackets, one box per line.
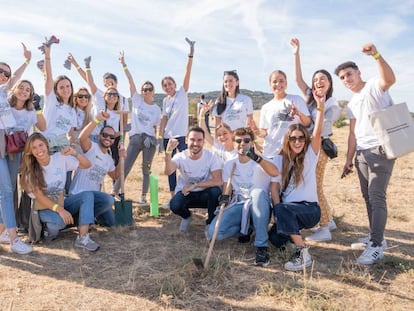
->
[279, 124, 311, 189]
[20, 133, 48, 193]
[73, 87, 93, 129]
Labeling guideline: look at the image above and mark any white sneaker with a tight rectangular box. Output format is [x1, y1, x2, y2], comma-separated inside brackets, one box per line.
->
[11, 237, 33, 255]
[328, 220, 337, 231]
[0, 230, 11, 244]
[179, 216, 192, 232]
[351, 235, 388, 250]
[162, 199, 171, 210]
[357, 241, 384, 265]
[305, 226, 332, 242]
[284, 247, 312, 271]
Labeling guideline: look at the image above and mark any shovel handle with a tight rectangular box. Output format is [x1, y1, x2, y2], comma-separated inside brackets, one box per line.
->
[204, 162, 236, 269]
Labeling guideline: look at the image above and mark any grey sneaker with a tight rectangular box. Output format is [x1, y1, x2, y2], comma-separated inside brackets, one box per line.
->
[0, 230, 11, 244]
[284, 246, 312, 271]
[74, 233, 100, 251]
[11, 237, 33, 255]
[179, 216, 192, 232]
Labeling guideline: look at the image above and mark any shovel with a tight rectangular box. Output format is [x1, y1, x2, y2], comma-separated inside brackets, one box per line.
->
[114, 109, 133, 225]
[193, 162, 237, 269]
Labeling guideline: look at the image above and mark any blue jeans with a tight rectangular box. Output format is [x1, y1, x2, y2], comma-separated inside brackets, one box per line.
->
[92, 191, 116, 227]
[39, 191, 96, 237]
[206, 189, 271, 246]
[163, 136, 187, 192]
[274, 201, 320, 236]
[207, 203, 243, 241]
[169, 187, 221, 224]
[114, 133, 156, 195]
[0, 154, 21, 229]
[355, 146, 395, 245]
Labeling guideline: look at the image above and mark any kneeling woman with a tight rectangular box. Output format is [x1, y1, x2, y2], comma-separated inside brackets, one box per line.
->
[271, 89, 325, 271]
[20, 133, 100, 251]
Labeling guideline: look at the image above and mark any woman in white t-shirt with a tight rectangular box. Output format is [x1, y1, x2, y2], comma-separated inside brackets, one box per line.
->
[290, 38, 342, 242]
[113, 52, 161, 203]
[270, 89, 325, 271]
[0, 43, 35, 255]
[198, 103, 237, 162]
[41, 43, 77, 153]
[20, 133, 101, 251]
[159, 38, 195, 197]
[72, 87, 93, 150]
[212, 70, 257, 132]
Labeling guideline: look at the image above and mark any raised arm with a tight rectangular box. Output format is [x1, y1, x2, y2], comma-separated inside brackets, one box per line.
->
[310, 89, 325, 154]
[290, 38, 309, 97]
[8, 43, 31, 90]
[44, 44, 54, 96]
[183, 37, 195, 92]
[79, 111, 110, 153]
[198, 100, 214, 145]
[361, 43, 396, 91]
[119, 51, 137, 96]
[67, 53, 87, 82]
[84, 57, 98, 95]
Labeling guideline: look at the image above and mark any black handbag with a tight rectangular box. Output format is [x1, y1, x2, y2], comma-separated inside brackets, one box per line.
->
[322, 138, 338, 159]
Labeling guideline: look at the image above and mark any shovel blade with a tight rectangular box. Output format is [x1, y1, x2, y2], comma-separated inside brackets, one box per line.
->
[114, 194, 133, 226]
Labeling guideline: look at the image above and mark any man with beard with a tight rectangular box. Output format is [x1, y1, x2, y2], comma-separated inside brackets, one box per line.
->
[69, 111, 124, 228]
[164, 126, 222, 232]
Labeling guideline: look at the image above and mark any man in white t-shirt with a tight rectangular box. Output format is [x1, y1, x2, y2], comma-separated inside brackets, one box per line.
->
[69, 111, 124, 226]
[164, 126, 222, 232]
[335, 43, 396, 265]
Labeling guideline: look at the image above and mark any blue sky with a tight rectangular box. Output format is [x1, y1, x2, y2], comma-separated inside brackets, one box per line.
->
[2, 0, 413, 110]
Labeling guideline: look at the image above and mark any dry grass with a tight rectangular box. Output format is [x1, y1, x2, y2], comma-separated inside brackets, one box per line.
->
[1, 114, 414, 311]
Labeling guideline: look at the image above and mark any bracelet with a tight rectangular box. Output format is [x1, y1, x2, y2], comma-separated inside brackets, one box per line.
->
[165, 150, 172, 154]
[75, 66, 80, 70]
[200, 116, 205, 120]
[24, 59, 30, 65]
[373, 52, 381, 60]
[316, 107, 325, 112]
[73, 151, 79, 157]
[86, 67, 91, 71]
[188, 55, 193, 58]
[52, 204, 59, 212]
[36, 110, 42, 115]
[94, 118, 100, 124]
[157, 135, 163, 140]
[45, 57, 51, 60]
[123, 66, 128, 70]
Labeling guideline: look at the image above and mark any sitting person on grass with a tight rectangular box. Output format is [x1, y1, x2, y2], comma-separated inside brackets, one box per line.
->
[164, 126, 222, 232]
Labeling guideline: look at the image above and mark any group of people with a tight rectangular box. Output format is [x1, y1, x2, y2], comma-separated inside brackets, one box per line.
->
[0, 37, 396, 271]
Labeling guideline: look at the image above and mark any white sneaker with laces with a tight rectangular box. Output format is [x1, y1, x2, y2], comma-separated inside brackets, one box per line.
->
[179, 216, 192, 232]
[351, 235, 388, 250]
[357, 241, 384, 265]
[11, 237, 33, 255]
[284, 247, 312, 271]
[0, 230, 11, 244]
[305, 226, 332, 242]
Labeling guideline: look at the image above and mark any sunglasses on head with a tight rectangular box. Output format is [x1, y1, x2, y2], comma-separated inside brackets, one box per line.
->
[105, 92, 119, 97]
[0, 68, 11, 78]
[142, 87, 153, 92]
[101, 132, 115, 140]
[77, 94, 90, 99]
[234, 137, 252, 144]
[288, 135, 306, 143]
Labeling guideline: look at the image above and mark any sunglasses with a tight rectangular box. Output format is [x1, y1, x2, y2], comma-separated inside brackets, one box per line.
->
[101, 132, 115, 140]
[142, 87, 153, 92]
[234, 137, 252, 144]
[77, 94, 90, 99]
[105, 92, 119, 97]
[0, 68, 11, 78]
[288, 135, 306, 143]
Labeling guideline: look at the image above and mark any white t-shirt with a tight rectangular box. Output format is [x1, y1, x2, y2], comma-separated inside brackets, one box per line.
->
[260, 94, 310, 157]
[212, 140, 238, 162]
[172, 148, 222, 193]
[91, 91, 122, 135]
[223, 157, 280, 199]
[130, 92, 161, 137]
[75, 108, 86, 130]
[162, 86, 188, 138]
[274, 146, 319, 203]
[41, 91, 77, 138]
[42, 152, 79, 195]
[0, 85, 16, 129]
[11, 108, 37, 132]
[212, 94, 253, 131]
[347, 78, 392, 150]
[69, 142, 115, 195]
